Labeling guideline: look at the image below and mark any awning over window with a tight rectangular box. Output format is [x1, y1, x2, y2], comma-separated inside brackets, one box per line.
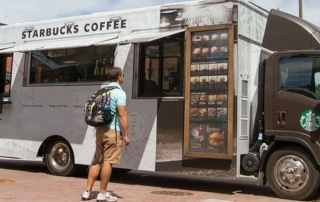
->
[0, 34, 119, 53]
[0, 43, 14, 50]
[95, 29, 185, 46]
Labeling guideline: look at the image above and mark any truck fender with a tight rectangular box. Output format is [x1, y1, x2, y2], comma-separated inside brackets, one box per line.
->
[260, 136, 320, 171]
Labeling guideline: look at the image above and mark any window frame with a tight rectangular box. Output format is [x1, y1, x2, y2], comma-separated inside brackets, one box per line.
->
[1, 54, 13, 97]
[26, 45, 117, 87]
[279, 56, 320, 101]
[137, 36, 184, 98]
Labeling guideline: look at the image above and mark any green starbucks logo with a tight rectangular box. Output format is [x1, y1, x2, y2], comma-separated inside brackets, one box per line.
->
[300, 110, 320, 132]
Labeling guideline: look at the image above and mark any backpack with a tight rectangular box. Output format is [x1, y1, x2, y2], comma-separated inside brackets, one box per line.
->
[84, 86, 119, 127]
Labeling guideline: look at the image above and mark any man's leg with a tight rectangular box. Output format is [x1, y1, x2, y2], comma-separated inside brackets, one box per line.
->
[86, 163, 101, 191]
[99, 163, 113, 194]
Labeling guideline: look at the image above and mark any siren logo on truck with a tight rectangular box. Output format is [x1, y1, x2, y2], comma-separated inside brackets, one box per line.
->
[300, 109, 320, 132]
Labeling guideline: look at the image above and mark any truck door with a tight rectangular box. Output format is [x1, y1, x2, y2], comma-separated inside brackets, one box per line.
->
[272, 52, 320, 144]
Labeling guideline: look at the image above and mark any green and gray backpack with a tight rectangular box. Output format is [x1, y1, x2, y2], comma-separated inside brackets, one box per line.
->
[84, 86, 118, 127]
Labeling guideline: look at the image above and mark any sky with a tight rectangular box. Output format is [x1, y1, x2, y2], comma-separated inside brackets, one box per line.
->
[0, 0, 318, 26]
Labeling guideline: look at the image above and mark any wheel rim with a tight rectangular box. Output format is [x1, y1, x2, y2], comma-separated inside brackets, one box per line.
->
[49, 142, 71, 172]
[274, 155, 309, 192]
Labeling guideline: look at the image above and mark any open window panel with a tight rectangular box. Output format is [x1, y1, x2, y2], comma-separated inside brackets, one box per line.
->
[28, 45, 117, 85]
[138, 32, 185, 97]
[0, 54, 13, 102]
[184, 24, 234, 160]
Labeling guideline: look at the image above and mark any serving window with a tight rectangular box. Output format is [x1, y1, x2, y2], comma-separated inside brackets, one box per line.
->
[0, 54, 13, 97]
[138, 33, 184, 97]
[28, 45, 116, 85]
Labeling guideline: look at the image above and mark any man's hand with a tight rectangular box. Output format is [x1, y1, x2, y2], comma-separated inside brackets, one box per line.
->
[124, 136, 130, 146]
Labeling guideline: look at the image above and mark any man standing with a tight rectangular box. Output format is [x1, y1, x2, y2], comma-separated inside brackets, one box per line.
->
[81, 67, 130, 202]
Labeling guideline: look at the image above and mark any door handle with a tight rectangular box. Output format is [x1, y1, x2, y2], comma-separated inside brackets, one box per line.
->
[277, 111, 286, 127]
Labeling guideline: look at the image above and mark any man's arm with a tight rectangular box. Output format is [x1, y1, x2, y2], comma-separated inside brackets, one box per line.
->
[117, 105, 130, 146]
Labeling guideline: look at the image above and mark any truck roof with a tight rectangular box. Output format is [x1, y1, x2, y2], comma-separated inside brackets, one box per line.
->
[262, 9, 320, 51]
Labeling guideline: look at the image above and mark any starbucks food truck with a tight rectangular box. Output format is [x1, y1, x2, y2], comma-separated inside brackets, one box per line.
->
[1, 0, 320, 200]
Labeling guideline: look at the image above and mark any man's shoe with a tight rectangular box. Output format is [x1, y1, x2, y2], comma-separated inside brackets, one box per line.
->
[96, 191, 117, 202]
[81, 190, 92, 201]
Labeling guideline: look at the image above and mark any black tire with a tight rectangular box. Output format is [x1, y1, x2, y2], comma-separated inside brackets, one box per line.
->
[45, 138, 77, 176]
[266, 146, 320, 200]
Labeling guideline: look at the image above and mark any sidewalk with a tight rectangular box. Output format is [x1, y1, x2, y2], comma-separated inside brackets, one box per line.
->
[0, 158, 306, 202]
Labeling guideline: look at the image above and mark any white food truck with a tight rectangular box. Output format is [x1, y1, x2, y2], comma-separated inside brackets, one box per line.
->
[1, 0, 320, 200]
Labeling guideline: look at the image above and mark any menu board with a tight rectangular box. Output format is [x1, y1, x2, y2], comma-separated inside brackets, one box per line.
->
[187, 29, 230, 155]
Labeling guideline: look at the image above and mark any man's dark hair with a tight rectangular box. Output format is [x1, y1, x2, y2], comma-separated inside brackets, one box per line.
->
[108, 67, 122, 82]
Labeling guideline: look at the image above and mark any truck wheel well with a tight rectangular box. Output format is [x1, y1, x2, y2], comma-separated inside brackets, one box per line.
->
[36, 135, 69, 158]
[262, 141, 319, 172]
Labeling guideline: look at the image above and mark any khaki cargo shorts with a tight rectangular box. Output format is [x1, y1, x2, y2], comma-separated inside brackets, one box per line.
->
[92, 126, 123, 165]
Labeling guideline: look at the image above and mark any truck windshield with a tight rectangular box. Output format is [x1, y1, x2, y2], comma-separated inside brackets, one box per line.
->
[280, 57, 320, 100]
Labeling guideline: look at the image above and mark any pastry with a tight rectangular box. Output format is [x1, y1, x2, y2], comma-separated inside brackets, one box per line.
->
[208, 108, 217, 115]
[202, 47, 209, 54]
[217, 94, 227, 101]
[209, 78, 216, 83]
[191, 77, 199, 83]
[211, 34, 219, 40]
[202, 35, 210, 41]
[192, 35, 201, 41]
[199, 108, 207, 115]
[220, 46, 228, 52]
[208, 132, 224, 147]
[193, 48, 201, 55]
[220, 33, 228, 39]
[190, 108, 199, 115]
[199, 95, 207, 101]
[208, 95, 217, 101]
[211, 46, 218, 53]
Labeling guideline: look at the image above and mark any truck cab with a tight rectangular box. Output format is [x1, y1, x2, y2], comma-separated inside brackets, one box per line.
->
[243, 9, 320, 200]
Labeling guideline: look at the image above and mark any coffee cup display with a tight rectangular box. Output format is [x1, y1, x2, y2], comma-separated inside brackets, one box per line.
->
[191, 76, 199, 83]
[218, 63, 228, 74]
[208, 76, 217, 89]
[218, 76, 227, 83]
[200, 76, 208, 83]
[208, 63, 217, 74]
[190, 76, 200, 90]
[200, 64, 208, 74]
[191, 64, 200, 76]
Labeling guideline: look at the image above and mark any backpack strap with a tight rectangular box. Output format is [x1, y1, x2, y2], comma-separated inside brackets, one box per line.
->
[105, 85, 120, 139]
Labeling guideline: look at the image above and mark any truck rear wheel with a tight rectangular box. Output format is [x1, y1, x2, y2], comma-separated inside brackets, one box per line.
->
[45, 138, 76, 176]
[266, 147, 319, 200]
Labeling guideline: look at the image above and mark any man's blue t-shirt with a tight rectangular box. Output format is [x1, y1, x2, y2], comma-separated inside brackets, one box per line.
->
[106, 82, 126, 132]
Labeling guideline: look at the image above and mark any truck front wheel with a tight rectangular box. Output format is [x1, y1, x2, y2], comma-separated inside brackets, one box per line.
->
[45, 138, 76, 176]
[266, 147, 319, 200]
